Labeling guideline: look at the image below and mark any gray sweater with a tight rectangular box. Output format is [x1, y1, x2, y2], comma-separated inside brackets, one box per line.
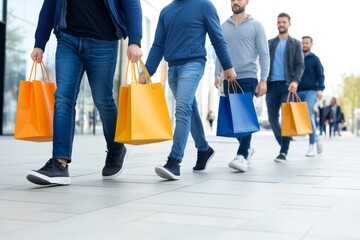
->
[215, 15, 269, 81]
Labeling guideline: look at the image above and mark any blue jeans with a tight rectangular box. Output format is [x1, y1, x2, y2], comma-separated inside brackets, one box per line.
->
[265, 81, 291, 155]
[167, 62, 208, 162]
[297, 90, 317, 144]
[53, 33, 123, 162]
[223, 78, 257, 159]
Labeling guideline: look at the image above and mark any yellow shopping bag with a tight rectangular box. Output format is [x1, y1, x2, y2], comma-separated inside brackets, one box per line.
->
[281, 92, 313, 136]
[114, 60, 173, 145]
[14, 61, 56, 142]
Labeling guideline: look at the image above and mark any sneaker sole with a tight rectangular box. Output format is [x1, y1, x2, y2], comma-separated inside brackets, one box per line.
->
[228, 162, 248, 172]
[26, 170, 71, 185]
[102, 148, 129, 180]
[155, 166, 180, 180]
[192, 150, 215, 172]
[274, 159, 287, 163]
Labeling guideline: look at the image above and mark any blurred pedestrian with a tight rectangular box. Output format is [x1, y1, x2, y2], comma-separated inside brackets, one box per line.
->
[207, 111, 216, 131]
[325, 97, 342, 137]
[318, 99, 328, 136]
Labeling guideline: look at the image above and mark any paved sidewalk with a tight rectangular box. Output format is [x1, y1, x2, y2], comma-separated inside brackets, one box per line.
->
[1, 131, 360, 240]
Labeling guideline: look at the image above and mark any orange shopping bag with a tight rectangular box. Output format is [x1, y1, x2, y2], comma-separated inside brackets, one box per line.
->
[281, 92, 312, 136]
[14, 61, 56, 142]
[114, 60, 173, 145]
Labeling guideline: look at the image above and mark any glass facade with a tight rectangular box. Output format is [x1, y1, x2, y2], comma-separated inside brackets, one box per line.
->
[0, 1, 121, 135]
[2, 1, 55, 134]
[0, 0, 170, 136]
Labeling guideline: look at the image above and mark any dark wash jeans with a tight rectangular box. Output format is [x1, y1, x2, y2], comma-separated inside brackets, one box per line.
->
[53, 33, 123, 161]
[223, 78, 257, 158]
[265, 81, 291, 155]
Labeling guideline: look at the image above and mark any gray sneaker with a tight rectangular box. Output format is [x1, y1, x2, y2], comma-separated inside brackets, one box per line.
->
[274, 153, 287, 163]
[316, 138, 323, 154]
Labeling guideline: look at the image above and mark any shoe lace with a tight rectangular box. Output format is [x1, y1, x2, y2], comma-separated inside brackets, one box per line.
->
[106, 151, 120, 164]
[197, 150, 207, 161]
[166, 158, 180, 169]
[39, 159, 55, 171]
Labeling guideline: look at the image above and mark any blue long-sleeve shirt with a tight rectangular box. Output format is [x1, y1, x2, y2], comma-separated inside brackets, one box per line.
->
[145, 0, 233, 76]
[298, 52, 325, 91]
[34, 0, 142, 51]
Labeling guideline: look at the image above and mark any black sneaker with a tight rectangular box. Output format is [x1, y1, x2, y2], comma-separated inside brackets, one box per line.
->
[193, 146, 215, 172]
[26, 158, 71, 185]
[155, 158, 180, 180]
[102, 146, 128, 179]
[274, 153, 287, 163]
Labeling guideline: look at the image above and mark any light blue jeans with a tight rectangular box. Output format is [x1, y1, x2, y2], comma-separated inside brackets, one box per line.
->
[167, 62, 208, 162]
[53, 33, 123, 162]
[297, 90, 318, 144]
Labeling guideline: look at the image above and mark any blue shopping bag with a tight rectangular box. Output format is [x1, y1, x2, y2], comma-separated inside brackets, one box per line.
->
[216, 90, 260, 138]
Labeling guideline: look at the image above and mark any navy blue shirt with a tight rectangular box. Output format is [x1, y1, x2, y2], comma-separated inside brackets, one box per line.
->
[298, 52, 325, 91]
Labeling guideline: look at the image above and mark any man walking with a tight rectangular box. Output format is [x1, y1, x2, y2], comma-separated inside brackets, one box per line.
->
[215, 0, 269, 172]
[27, 0, 143, 186]
[141, 0, 237, 180]
[266, 12, 304, 163]
[297, 36, 325, 157]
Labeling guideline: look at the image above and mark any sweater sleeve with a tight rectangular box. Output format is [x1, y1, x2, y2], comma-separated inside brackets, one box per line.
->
[34, 0, 56, 51]
[119, 0, 142, 46]
[256, 22, 270, 80]
[204, 2, 233, 71]
[315, 56, 325, 91]
[145, 12, 165, 76]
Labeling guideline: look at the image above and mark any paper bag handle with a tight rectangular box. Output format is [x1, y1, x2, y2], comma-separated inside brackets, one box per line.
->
[286, 91, 302, 102]
[28, 61, 51, 83]
[227, 80, 244, 94]
[124, 59, 153, 85]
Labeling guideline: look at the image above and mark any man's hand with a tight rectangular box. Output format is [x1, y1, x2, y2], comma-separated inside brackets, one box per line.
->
[31, 48, 44, 63]
[214, 79, 221, 89]
[288, 81, 298, 93]
[127, 44, 143, 62]
[139, 73, 147, 84]
[255, 80, 267, 97]
[223, 68, 237, 82]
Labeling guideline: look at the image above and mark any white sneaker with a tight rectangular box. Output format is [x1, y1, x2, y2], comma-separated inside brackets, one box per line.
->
[316, 138, 323, 154]
[228, 155, 248, 172]
[247, 148, 255, 161]
[306, 144, 316, 157]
